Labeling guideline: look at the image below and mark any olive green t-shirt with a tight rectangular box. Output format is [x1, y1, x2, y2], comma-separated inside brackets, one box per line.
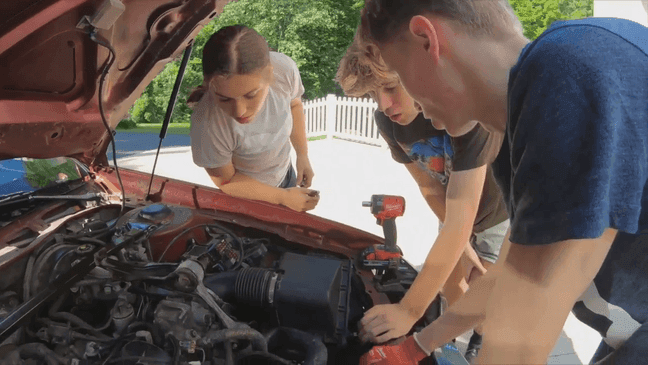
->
[375, 111, 508, 233]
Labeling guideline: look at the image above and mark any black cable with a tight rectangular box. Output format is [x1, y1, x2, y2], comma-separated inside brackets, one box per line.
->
[205, 222, 245, 270]
[88, 29, 126, 216]
[105, 356, 170, 364]
[168, 335, 181, 365]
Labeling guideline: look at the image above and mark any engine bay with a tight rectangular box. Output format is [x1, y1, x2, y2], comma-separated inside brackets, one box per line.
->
[0, 202, 433, 365]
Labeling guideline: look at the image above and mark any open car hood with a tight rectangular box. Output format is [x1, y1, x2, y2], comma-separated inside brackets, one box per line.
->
[0, 0, 229, 167]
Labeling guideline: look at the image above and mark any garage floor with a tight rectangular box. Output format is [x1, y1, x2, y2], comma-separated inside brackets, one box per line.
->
[116, 136, 601, 364]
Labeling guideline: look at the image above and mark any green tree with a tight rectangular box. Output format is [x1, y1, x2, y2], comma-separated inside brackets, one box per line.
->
[126, 0, 591, 125]
[213, 0, 364, 100]
[127, 0, 363, 125]
[510, 0, 593, 40]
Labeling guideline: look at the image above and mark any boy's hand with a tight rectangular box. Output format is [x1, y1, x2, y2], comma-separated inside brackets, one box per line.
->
[360, 335, 428, 365]
[359, 303, 419, 343]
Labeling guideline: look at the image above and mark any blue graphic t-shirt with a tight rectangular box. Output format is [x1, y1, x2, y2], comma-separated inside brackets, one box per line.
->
[492, 18, 648, 362]
[375, 112, 508, 233]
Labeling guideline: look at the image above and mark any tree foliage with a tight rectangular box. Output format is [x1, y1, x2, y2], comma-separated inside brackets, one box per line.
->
[126, 0, 592, 125]
[510, 0, 593, 40]
[127, 0, 363, 125]
[23, 159, 81, 188]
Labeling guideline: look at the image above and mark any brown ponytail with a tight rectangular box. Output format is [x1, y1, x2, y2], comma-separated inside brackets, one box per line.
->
[187, 25, 271, 107]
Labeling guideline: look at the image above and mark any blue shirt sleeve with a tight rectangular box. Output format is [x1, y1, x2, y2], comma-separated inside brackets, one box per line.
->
[505, 23, 648, 245]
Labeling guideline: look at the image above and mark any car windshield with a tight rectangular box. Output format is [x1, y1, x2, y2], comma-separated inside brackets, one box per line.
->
[0, 157, 86, 197]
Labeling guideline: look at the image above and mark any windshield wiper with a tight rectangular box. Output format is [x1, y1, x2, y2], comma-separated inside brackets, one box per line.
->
[0, 192, 103, 208]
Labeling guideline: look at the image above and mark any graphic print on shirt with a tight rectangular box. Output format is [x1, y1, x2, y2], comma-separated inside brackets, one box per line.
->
[405, 134, 454, 185]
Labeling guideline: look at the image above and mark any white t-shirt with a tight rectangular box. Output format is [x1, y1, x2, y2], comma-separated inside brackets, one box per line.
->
[190, 52, 305, 187]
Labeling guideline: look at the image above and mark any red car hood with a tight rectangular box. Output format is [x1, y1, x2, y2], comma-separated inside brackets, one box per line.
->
[0, 0, 229, 166]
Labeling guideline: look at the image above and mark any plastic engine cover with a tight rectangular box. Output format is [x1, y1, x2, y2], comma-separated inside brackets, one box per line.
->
[274, 253, 353, 344]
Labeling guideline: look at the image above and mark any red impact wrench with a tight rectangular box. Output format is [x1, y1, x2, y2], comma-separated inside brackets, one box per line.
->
[361, 195, 406, 268]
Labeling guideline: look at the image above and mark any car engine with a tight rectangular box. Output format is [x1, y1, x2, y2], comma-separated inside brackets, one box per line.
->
[0, 202, 416, 365]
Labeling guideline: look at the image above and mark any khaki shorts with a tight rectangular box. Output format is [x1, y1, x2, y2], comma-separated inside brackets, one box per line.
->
[438, 219, 509, 264]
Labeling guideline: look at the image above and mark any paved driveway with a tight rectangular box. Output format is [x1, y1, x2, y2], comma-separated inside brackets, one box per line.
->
[115, 136, 601, 364]
[107, 132, 191, 159]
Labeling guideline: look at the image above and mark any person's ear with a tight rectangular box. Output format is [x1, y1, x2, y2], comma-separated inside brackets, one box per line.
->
[409, 15, 440, 62]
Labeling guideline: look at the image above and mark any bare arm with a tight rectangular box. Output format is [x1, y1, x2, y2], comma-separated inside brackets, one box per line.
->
[205, 164, 319, 212]
[360, 165, 489, 343]
[289, 97, 308, 157]
[416, 231, 512, 350]
[289, 97, 315, 188]
[205, 164, 287, 205]
[477, 228, 617, 363]
[404, 163, 446, 222]
[399, 165, 488, 320]
[406, 163, 486, 278]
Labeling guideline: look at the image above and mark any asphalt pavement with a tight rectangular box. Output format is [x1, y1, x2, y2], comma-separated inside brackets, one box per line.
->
[107, 132, 191, 160]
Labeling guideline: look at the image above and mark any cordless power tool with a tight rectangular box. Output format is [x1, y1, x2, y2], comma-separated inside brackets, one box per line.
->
[360, 195, 405, 269]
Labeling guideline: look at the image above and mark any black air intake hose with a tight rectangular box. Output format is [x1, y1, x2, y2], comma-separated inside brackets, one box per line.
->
[203, 271, 238, 301]
[265, 327, 328, 365]
[234, 268, 276, 307]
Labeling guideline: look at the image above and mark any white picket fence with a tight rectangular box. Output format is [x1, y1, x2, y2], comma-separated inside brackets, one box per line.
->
[303, 94, 385, 147]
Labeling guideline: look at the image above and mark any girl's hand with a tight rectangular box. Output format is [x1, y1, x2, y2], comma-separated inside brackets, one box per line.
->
[296, 155, 315, 188]
[281, 187, 319, 212]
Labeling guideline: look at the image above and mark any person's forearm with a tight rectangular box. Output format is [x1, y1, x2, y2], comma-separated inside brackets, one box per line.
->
[421, 189, 446, 223]
[212, 172, 286, 205]
[416, 232, 511, 352]
[416, 270, 497, 350]
[290, 102, 308, 157]
[477, 229, 616, 364]
[399, 222, 474, 319]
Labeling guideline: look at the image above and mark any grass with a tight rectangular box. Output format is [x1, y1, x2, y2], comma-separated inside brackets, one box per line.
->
[116, 122, 191, 135]
[117, 122, 328, 141]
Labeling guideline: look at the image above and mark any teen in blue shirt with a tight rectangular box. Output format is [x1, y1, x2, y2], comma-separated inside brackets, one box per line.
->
[357, 0, 648, 363]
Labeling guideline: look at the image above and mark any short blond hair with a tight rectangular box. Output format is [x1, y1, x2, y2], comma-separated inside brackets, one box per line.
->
[335, 31, 399, 98]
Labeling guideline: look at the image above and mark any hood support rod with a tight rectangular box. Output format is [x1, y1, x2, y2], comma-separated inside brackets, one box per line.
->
[146, 44, 193, 200]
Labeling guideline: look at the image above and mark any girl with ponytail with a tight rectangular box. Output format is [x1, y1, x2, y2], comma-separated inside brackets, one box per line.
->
[189, 25, 319, 212]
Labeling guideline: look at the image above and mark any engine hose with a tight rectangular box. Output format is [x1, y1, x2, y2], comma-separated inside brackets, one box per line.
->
[105, 356, 170, 365]
[73, 236, 107, 247]
[23, 254, 36, 302]
[47, 292, 67, 316]
[199, 328, 268, 352]
[47, 312, 112, 341]
[127, 321, 164, 347]
[9, 343, 68, 365]
[265, 328, 328, 365]
[166, 335, 181, 365]
[203, 271, 238, 301]
[234, 268, 275, 307]
[235, 350, 293, 365]
[71, 331, 114, 343]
